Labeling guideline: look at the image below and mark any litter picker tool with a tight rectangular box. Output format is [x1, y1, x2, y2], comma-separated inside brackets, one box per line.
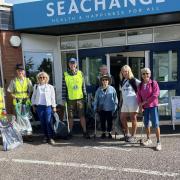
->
[138, 113, 144, 145]
[94, 112, 98, 139]
[65, 102, 70, 134]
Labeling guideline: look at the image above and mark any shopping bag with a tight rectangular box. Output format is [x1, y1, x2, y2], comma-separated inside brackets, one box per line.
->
[51, 112, 68, 139]
[0, 115, 23, 151]
[15, 102, 32, 135]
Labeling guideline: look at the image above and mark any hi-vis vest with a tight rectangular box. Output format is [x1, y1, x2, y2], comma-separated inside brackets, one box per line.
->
[0, 88, 5, 110]
[64, 70, 83, 100]
[14, 77, 30, 99]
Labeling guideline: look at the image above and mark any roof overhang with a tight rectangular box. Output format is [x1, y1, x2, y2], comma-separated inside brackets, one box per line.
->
[13, 0, 180, 35]
[14, 12, 180, 36]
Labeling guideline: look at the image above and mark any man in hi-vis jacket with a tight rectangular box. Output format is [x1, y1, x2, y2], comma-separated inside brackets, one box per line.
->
[62, 58, 90, 139]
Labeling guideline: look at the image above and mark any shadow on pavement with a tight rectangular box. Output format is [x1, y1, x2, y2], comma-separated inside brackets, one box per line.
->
[160, 124, 180, 134]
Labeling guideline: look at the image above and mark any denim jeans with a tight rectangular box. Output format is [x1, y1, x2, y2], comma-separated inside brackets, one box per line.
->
[144, 106, 159, 128]
[36, 105, 53, 139]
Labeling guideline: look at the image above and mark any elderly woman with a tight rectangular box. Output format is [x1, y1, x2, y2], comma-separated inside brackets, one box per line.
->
[31, 72, 56, 145]
[119, 65, 140, 142]
[94, 75, 118, 139]
[137, 68, 161, 151]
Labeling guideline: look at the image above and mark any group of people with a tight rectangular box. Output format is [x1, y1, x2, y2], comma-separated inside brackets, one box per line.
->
[0, 58, 161, 151]
[94, 64, 161, 151]
[119, 65, 161, 151]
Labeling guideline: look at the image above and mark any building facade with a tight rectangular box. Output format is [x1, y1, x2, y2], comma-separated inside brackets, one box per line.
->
[1, 0, 180, 119]
[0, 4, 23, 113]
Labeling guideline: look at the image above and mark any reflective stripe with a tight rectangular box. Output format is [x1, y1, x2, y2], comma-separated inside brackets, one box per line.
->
[13, 98, 31, 106]
[15, 91, 28, 94]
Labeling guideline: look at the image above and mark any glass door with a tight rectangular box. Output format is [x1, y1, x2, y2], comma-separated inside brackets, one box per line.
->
[109, 51, 145, 98]
[152, 50, 178, 117]
[81, 56, 104, 94]
[109, 55, 127, 99]
[129, 57, 145, 79]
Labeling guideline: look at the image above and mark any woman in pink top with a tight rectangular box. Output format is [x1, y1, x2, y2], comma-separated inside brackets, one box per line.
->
[137, 68, 162, 151]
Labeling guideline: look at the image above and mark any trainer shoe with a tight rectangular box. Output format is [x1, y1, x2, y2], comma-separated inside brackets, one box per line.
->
[108, 133, 112, 139]
[49, 138, 55, 145]
[83, 132, 90, 139]
[101, 132, 106, 139]
[119, 135, 130, 142]
[127, 136, 136, 143]
[27, 131, 32, 136]
[156, 142, 162, 151]
[143, 139, 152, 146]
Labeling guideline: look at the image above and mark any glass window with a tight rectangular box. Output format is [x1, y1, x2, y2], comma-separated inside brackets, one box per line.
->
[101, 31, 126, 46]
[24, 52, 54, 85]
[127, 28, 153, 44]
[60, 36, 76, 50]
[0, 10, 13, 30]
[61, 51, 77, 72]
[159, 90, 175, 116]
[78, 33, 101, 48]
[82, 57, 103, 88]
[153, 51, 177, 82]
[129, 57, 145, 80]
[154, 25, 180, 42]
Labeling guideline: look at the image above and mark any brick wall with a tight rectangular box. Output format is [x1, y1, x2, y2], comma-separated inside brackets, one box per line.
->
[0, 31, 23, 114]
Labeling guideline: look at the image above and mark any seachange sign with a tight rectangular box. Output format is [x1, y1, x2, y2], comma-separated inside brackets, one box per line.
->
[13, 0, 180, 29]
[46, 0, 166, 17]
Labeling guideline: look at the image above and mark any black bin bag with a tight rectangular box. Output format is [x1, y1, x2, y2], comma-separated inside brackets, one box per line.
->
[51, 112, 69, 139]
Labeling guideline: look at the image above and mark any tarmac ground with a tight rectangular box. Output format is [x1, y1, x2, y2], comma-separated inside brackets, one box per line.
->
[0, 121, 180, 180]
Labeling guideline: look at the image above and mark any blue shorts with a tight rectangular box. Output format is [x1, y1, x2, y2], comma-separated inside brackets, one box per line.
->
[144, 107, 159, 128]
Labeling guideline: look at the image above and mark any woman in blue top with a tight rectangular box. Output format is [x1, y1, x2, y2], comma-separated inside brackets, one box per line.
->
[94, 75, 118, 139]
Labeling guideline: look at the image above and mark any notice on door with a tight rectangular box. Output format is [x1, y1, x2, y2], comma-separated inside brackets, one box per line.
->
[171, 96, 180, 130]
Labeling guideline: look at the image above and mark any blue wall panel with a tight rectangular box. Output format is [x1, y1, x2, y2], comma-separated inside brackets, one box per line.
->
[13, 0, 180, 29]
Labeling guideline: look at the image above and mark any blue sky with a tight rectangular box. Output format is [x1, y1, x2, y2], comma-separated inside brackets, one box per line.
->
[5, 0, 39, 4]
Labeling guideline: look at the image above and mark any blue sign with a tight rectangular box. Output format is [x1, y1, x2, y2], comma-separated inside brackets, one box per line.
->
[13, 0, 180, 30]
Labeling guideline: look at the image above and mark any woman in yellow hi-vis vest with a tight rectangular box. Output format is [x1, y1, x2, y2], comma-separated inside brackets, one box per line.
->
[7, 64, 33, 137]
[0, 87, 6, 115]
[7, 64, 33, 107]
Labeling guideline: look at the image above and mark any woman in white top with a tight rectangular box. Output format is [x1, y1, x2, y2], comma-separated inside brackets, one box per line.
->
[31, 72, 56, 145]
[119, 65, 140, 143]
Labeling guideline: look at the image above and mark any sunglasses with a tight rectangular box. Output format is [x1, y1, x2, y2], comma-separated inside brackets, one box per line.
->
[142, 73, 150, 75]
[102, 79, 108, 81]
[39, 76, 46, 79]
